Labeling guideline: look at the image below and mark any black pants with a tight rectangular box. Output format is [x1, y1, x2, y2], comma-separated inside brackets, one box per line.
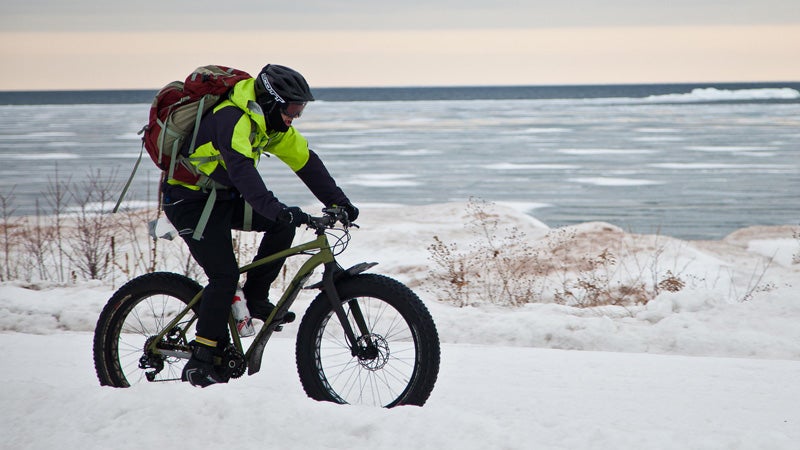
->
[163, 196, 295, 342]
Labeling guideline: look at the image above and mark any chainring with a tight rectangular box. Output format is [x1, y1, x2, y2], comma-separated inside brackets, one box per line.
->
[220, 345, 247, 379]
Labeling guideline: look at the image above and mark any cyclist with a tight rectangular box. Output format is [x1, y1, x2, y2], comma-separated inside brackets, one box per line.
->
[162, 64, 359, 387]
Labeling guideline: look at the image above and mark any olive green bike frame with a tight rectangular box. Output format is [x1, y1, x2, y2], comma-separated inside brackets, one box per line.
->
[145, 229, 369, 375]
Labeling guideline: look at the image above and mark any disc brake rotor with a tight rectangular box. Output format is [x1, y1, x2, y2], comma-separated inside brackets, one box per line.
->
[356, 334, 390, 371]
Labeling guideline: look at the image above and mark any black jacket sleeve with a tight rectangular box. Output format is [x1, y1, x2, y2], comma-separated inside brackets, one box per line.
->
[295, 149, 350, 207]
[223, 149, 286, 220]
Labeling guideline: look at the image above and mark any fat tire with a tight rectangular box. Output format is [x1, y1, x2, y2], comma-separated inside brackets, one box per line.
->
[93, 272, 202, 387]
[296, 273, 440, 407]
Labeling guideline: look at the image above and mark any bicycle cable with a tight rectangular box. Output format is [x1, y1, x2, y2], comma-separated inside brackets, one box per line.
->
[325, 227, 351, 256]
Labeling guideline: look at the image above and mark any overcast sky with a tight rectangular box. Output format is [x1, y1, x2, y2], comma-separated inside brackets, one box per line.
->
[1, 1, 799, 90]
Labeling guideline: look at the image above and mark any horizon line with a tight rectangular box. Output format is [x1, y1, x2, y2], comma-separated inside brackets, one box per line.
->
[2, 80, 799, 94]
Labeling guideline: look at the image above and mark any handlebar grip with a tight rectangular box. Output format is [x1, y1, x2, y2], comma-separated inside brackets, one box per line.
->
[309, 207, 357, 230]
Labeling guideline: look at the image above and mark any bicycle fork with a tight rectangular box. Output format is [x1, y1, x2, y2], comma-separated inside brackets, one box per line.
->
[320, 261, 381, 361]
[321, 262, 361, 352]
[247, 260, 375, 376]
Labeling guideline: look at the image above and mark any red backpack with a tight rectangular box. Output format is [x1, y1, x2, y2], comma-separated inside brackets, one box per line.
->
[143, 65, 252, 184]
[114, 65, 251, 212]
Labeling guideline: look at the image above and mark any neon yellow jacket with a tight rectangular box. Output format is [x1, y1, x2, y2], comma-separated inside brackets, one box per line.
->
[166, 78, 348, 221]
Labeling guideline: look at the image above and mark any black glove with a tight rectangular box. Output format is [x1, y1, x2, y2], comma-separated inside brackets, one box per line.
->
[339, 202, 359, 222]
[277, 206, 310, 227]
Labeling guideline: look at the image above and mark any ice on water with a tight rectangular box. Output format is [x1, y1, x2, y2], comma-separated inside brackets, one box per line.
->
[0, 86, 798, 240]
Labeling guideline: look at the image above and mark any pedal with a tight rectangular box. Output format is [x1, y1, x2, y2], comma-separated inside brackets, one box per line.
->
[274, 312, 295, 332]
[282, 311, 296, 324]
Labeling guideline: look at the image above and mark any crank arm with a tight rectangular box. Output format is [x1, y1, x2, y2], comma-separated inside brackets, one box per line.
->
[156, 348, 191, 359]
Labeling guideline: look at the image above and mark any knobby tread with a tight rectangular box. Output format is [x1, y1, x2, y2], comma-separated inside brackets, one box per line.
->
[295, 273, 440, 407]
[93, 272, 201, 387]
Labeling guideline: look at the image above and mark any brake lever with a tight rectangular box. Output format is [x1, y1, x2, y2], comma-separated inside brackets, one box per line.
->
[320, 207, 359, 229]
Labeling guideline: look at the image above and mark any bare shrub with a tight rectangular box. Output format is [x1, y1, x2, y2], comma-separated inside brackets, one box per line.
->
[232, 230, 261, 267]
[550, 231, 691, 308]
[0, 167, 212, 284]
[114, 208, 161, 279]
[19, 199, 56, 281]
[556, 230, 694, 308]
[427, 198, 546, 307]
[65, 168, 119, 280]
[427, 199, 687, 308]
[553, 248, 651, 307]
[428, 235, 472, 306]
[658, 270, 686, 292]
[44, 165, 71, 282]
[0, 187, 22, 281]
[732, 255, 776, 303]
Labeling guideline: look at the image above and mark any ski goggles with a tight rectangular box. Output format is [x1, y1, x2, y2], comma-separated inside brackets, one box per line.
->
[281, 102, 306, 119]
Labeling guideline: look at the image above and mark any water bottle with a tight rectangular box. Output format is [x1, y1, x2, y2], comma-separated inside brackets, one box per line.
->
[231, 289, 255, 337]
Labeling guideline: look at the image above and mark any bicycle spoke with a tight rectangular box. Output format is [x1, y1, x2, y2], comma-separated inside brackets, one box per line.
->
[312, 294, 419, 407]
[116, 293, 194, 384]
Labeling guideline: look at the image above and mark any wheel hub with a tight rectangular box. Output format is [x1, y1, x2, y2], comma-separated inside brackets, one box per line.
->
[139, 336, 165, 381]
[139, 327, 193, 382]
[355, 334, 389, 371]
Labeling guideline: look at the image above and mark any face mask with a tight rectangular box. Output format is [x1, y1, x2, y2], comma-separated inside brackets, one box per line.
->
[265, 102, 290, 132]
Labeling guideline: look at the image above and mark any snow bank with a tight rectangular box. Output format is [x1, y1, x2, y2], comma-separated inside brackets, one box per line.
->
[2, 202, 798, 360]
[1, 202, 799, 449]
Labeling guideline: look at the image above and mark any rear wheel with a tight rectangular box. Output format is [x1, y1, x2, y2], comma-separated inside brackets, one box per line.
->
[296, 274, 440, 407]
[93, 272, 201, 387]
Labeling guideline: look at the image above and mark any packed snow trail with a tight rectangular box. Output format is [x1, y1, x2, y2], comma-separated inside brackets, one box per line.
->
[1, 333, 798, 449]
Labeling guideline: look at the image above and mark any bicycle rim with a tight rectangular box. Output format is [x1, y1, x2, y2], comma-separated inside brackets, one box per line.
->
[313, 296, 420, 407]
[111, 294, 197, 386]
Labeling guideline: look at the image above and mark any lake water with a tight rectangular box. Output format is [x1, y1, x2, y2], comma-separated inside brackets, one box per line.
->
[1, 83, 798, 240]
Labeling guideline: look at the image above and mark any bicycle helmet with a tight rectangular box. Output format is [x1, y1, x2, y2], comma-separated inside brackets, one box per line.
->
[255, 64, 315, 105]
[255, 64, 314, 131]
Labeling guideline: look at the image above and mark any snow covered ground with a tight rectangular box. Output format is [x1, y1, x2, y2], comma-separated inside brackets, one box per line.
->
[1, 202, 799, 449]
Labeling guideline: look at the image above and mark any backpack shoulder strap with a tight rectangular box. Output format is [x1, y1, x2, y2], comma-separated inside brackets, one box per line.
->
[112, 141, 145, 213]
[192, 184, 217, 241]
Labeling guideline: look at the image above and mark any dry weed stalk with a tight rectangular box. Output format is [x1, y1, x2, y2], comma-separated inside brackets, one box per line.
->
[793, 228, 800, 265]
[427, 198, 546, 307]
[427, 198, 689, 308]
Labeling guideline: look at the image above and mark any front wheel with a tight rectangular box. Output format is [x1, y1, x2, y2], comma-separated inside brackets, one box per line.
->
[296, 274, 440, 407]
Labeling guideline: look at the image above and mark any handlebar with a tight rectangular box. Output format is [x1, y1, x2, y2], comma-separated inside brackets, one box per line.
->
[307, 206, 358, 233]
